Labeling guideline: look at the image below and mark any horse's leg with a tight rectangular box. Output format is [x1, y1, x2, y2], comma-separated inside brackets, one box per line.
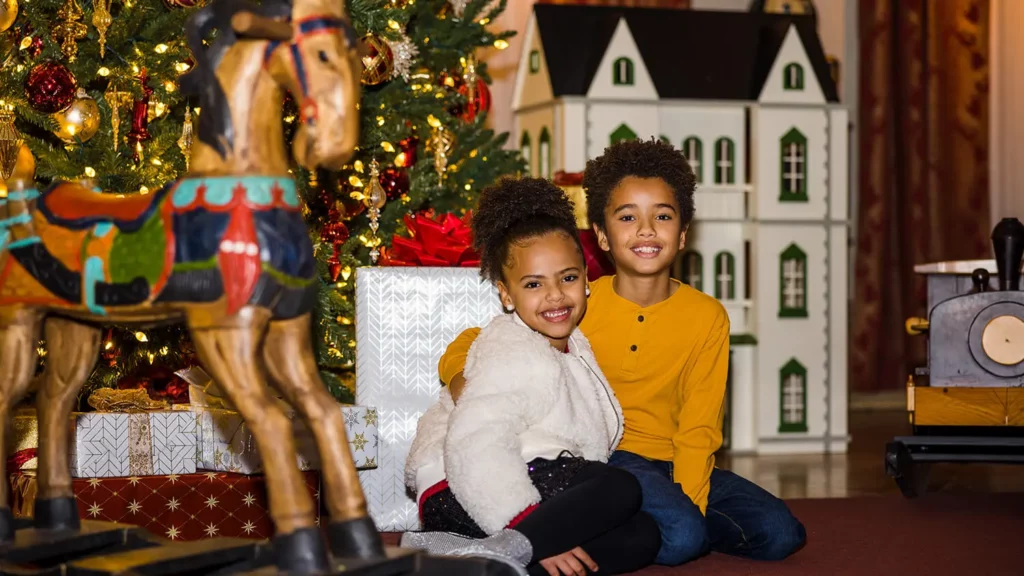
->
[262, 314, 385, 560]
[33, 317, 101, 531]
[0, 308, 42, 541]
[187, 308, 329, 574]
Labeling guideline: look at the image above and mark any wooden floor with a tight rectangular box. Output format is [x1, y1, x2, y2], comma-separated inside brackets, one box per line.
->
[716, 408, 1024, 499]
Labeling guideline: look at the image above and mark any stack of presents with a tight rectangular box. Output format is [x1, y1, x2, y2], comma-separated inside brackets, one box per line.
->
[7, 208, 581, 539]
[7, 370, 379, 541]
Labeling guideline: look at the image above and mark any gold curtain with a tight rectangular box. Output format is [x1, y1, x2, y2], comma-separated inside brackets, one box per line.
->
[852, 0, 990, 392]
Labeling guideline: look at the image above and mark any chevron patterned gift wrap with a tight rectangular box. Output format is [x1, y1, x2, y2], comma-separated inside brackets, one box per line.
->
[355, 266, 502, 532]
[69, 411, 197, 478]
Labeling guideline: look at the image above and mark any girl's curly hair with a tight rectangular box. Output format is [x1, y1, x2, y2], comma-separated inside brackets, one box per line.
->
[472, 176, 584, 283]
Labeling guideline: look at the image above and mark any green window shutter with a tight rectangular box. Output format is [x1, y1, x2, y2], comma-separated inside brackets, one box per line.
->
[779, 358, 808, 433]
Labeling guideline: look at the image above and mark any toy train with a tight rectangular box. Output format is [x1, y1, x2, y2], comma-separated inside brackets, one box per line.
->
[886, 217, 1024, 497]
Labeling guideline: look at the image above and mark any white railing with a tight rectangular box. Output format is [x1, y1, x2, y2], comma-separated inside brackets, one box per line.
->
[721, 299, 754, 335]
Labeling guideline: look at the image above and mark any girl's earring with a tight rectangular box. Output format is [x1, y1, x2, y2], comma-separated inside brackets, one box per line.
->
[585, 286, 591, 297]
[505, 304, 515, 312]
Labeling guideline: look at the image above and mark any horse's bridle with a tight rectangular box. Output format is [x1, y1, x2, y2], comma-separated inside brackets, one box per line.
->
[263, 15, 359, 127]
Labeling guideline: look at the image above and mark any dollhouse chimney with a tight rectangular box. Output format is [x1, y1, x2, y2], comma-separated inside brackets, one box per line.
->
[991, 217, 1024, 291]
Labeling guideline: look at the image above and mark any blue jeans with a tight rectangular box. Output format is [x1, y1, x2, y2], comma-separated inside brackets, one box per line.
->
[608, 450, 806, 566]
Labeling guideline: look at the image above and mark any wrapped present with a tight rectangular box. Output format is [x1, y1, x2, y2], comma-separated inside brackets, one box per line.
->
[179, 367, 378, 474]
[378, 211, 480, 267]
[69, 407, 197, 478]
[355, 266, 502, 531]
[9, 470, 320, 541]
[8, 402, 197, 478]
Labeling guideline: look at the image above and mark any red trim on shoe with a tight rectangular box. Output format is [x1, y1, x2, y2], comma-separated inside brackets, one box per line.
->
[505, 504, 539, 529]
[418, 480, 450, 521]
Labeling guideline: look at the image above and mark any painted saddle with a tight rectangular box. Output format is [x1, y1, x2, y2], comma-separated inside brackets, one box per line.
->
[0, 176, 317, 318]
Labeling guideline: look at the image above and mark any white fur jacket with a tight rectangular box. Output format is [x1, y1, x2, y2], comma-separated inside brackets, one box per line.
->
[404, 313, 624, 535]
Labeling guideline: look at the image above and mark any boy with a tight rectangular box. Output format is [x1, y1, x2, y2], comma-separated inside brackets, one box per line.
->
[438, 138, 805, 566]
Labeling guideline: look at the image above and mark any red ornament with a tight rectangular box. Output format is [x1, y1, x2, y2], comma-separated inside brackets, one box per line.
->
[24, 61, 77, 113]
[320, 220, 350, 246]
[458, 77, 491, 123]
[379, 167, 409, 201]
[327, 256, 342, 282]
[395, 137, 418, 168]
[128, 68, 153, 158]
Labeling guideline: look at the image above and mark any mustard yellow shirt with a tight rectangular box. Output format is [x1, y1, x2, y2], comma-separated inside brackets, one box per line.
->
[438, 275, 731, 514]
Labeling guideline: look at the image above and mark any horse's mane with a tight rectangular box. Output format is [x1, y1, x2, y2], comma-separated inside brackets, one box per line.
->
[180, 0, 292, 159]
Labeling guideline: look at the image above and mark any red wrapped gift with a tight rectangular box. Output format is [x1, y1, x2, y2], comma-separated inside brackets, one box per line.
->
[379, 211, 480, 267]
[9, 470, 321, 541]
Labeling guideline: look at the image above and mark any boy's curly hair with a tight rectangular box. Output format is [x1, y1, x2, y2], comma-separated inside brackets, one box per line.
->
[582, 138, 697, 231]
[472, 176, 583, 284]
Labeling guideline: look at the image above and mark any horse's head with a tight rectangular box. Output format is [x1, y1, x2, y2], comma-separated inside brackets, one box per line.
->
[182, 0, 361, 172]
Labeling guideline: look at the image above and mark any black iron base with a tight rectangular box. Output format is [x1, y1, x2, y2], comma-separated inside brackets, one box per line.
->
[886, 432, 1024, 498]
[0, 517, 523, 576]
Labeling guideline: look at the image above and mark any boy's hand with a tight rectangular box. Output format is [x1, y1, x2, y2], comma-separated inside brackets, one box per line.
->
[449, 372, 466, 403]
[538, 546, 598, 576]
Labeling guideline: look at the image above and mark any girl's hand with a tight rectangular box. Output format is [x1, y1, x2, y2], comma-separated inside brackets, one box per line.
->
[538, 546, 598, 576]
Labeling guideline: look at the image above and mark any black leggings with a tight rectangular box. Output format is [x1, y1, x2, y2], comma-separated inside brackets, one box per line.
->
[421, 458, 660, 575]
[515, 461, 660, 575]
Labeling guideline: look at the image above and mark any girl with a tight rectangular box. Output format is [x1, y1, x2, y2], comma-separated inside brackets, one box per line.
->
[401, 177, 660, 576]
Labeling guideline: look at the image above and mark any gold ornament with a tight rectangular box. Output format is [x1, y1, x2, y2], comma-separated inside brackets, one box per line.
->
[52, 88, 100, 143]
[363, 159, 387, 264]
[104, 85, 132, 151]
[358, 34, 394, 86]
[463, 53, 478, 107]
[3, 144, 36, 188]
[0, 0, 18, 34]
[0, 105, 22, 181]
[51, 0, 88, 62]
[427, 125, 456, 183]
[178, 106, 193, 170]
[92, 0, 112, 59]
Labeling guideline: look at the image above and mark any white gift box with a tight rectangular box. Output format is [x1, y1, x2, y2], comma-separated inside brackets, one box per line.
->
[69, 410, 197, 478]
[193, 405, 379, 474]
[179, 367, 379, 474]
[355, 266, 502, 532]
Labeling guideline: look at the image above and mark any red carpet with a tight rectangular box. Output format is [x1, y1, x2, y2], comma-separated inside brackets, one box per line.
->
[386, 492, 1023, 575]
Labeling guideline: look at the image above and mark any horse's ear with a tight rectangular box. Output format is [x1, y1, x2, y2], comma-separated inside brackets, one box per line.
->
[231, 11, 293, 41]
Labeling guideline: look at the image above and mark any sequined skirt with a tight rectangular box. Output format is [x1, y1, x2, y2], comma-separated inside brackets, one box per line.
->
[420, 453, 591, 538]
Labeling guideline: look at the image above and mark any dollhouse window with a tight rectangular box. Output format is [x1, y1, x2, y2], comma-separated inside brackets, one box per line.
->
[613, 57, 634, 86]
[530, 50, 541, 74]
[679, 251, 703, 292]
[779, 358, 808, 433]
[539, 128, 552, 178]
[783, 63, 804, 90]
[520, 131, 532, 175]
[610, 123, 637, 145]
[714, 137, 735, 184]
[714, 251, 735, 300]
[683, 137, 703, 183]
[780, 128, 808, 201]
[779, 243, 808, 318]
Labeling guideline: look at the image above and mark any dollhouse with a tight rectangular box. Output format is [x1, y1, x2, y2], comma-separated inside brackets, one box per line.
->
[513, 4, 849, 454]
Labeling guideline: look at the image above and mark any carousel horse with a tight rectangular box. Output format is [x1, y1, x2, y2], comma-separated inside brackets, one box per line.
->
[0, 0, 380, 571]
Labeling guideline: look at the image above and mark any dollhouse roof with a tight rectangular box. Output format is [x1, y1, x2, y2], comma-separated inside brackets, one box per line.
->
[532, 4, 839, 102]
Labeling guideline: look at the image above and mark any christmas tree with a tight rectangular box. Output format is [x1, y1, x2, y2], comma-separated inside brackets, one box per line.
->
[0, 0, 523, 403]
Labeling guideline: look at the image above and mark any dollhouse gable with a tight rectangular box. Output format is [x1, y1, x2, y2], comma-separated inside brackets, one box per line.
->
[512, 15, 555, 111]
[585, 18, 658, 101]
[757, 24, 829, 105]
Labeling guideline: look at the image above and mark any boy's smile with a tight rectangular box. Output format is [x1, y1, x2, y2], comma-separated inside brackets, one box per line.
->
[596, 176, 686, 277]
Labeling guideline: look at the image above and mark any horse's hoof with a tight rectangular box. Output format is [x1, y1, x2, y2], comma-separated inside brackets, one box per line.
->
[33, 497, 80, 532]
[327, 516, 385, 559]
[0, 507, 15, 543]
[271, 526, 330, 574]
